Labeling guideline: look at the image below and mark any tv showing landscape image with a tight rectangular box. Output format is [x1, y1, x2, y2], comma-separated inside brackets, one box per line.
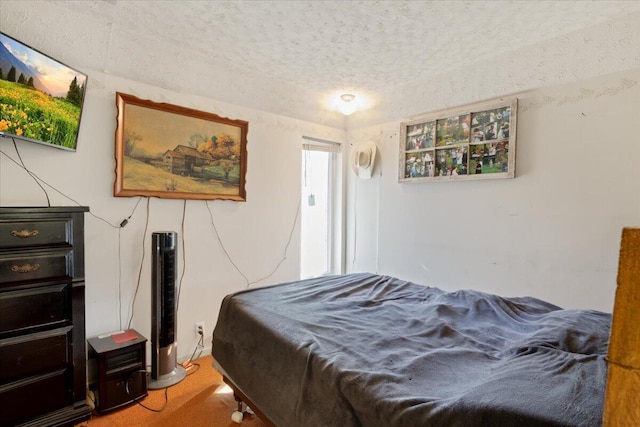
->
[0, 32, 87, 151]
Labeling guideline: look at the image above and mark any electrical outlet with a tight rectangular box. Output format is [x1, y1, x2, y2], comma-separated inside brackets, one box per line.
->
[195, 322, 205, 338]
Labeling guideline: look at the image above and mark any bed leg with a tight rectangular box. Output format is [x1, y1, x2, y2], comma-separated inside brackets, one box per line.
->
[232, 393, 244, 424]
[231, 393, 256, 423]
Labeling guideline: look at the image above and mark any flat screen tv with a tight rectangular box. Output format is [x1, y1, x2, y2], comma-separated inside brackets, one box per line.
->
[0, 32, 87, 151]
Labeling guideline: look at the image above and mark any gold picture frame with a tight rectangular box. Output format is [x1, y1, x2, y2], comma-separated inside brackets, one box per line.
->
[114, 92, 248, 201]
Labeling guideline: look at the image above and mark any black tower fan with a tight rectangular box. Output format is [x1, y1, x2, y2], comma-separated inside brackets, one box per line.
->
[148, 231, 186, 389]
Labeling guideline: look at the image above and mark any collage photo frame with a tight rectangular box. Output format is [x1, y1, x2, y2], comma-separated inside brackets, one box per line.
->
[399, 97, 517, 182]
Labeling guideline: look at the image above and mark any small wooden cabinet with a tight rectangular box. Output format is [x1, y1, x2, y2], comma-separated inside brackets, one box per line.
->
[87, 330, 148, 413]
[0, 207, 91, 427]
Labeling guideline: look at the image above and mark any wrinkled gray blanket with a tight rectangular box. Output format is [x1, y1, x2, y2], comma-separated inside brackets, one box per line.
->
[212, 273, 610, 427]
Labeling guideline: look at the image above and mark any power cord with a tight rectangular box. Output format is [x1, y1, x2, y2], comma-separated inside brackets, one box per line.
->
[127, 197, 151, 330]
[118, 197, 143, 228]
[125, 370, 168, 413]
[0, 146, 139, 230]
[204, 198, 301, 288]
[11, 138, 50, 206]
[118, 197, 143, 330]
[182, 324, 204, 374]
[177, 199, 187, 309]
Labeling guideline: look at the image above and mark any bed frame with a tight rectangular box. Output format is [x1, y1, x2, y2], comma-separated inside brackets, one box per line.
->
[603, 227, 640, 426]
[219, 228, 640, 426]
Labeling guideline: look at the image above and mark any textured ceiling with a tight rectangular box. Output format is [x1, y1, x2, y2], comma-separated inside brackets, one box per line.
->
[2, 0, 640, 127]
[86, 0, 640, 93]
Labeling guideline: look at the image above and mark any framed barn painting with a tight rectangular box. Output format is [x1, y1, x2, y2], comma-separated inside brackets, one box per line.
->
[399, 96, 517, 183]
[114, 92, 248, 201]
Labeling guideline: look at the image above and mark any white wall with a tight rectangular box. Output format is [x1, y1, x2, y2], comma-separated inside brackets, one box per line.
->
[0, 70, 345, 362]
[346, 69, 640, 312]
[342, 8, 640, 314]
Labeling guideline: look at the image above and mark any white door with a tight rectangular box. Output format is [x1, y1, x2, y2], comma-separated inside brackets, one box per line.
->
[300, 138, 343, 278]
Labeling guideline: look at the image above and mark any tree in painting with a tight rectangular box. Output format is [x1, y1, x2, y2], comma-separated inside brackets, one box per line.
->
[197, 133, 240, 180]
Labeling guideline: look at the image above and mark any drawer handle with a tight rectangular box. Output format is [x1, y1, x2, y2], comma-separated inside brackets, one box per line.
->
[11, 263, 40, 273]
[10, 229, 40, 239]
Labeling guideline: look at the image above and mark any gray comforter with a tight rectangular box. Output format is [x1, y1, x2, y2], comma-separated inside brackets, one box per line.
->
[212, 273, 610, 427]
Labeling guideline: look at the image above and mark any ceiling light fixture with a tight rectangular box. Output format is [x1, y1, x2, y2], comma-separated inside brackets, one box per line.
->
[339, 93, 357, 116]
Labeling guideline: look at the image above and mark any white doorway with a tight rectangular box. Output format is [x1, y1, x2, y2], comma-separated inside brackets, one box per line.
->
[300, 138, 343, 278]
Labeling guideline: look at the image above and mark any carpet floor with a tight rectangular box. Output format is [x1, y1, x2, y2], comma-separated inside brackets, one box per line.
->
[79, 355, 267, 427]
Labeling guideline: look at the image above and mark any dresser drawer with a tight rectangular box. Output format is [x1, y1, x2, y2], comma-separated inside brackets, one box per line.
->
[0, 249, 73, 286]
[0, 206, 89, 427]
[0, 369, 71, 427]
[0, 284, 70, 334]
[0, 327, 71, 384]
[0, 218, 72, 249]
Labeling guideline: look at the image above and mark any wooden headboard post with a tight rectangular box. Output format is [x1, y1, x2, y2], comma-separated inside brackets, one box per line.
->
[603, 228, 640, 426]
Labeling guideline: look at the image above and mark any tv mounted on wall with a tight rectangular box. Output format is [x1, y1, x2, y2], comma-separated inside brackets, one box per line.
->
[0, 32, 87, 151]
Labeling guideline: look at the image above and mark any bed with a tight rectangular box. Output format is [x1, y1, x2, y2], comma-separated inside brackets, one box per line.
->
[211, 229, 640, 427]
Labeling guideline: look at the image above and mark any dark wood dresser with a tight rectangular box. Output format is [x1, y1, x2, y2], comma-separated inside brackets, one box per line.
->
[0, 206, 92, 427]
